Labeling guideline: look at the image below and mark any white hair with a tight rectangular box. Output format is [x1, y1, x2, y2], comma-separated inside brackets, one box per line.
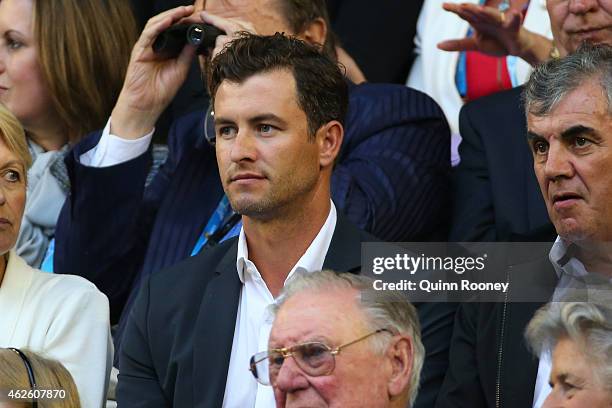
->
[273, 270, 425, 407]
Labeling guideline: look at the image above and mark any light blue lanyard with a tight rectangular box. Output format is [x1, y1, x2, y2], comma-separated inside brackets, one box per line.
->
[190, 195, 241, 256]
[40, 238, 55, 273]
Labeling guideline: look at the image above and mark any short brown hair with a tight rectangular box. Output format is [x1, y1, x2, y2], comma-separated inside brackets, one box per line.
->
[208, 33, 348, 139]
[0, 348, 81, 408]
[0, 105, 32, 172]
[33, 0, 138, 142]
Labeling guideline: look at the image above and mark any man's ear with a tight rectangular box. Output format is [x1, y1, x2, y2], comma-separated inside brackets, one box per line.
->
[386, 336, 413, 400]
[299, 17, 327, 48]
[317, 121, 343, 168]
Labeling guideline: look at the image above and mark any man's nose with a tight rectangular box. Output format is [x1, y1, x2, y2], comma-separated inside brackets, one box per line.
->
[568, 0, 599, 15]
[541, 388, 561, 408]
[543, 143, 574, 183]
[273, 356, 310, 393]
[229, 131, 257, 163]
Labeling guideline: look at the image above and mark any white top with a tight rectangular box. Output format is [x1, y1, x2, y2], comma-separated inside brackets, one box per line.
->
[80, 118, 153, 167]
[222, 202, 337, 408]
[0, 251, 113, 408]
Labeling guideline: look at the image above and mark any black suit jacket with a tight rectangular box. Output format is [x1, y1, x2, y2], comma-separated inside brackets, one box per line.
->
[435, 254, 558, 408]
[116, 214, 370, 407]
[450, 87, 552, 242]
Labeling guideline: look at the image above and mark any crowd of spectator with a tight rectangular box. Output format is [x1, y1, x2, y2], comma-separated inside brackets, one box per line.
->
[0, 0, 610, 407]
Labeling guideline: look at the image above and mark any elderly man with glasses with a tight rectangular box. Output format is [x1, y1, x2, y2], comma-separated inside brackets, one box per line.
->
[251, 270, 424, 408]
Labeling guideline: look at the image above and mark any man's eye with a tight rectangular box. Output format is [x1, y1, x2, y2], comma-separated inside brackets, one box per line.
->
[533, 141, 549, 155]
[268, 353, 284, 368]
[574, 137, 591, 148]
[217, 126, 236, 138]
[258, 124, 274, 134]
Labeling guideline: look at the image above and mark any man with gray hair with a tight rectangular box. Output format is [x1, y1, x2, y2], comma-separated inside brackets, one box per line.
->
[437, 44, 612, 408]
[249, 270, 424, 408]
[526, 301, 612, 407]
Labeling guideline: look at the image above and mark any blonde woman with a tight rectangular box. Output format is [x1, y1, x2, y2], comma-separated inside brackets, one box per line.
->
[0, 348, 81, 408]
[0, 0, 138, 267]
[0, 106, 112, 408]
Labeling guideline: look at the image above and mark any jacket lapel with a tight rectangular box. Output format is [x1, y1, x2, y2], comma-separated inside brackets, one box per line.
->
[322, 213, 366, 274]
[192, 241, 241, 408]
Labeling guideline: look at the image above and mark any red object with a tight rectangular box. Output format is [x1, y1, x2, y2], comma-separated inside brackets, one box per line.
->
[465, 51, 513, 101]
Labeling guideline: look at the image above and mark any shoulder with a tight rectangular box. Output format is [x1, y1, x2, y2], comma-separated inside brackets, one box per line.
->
[349, 82, 445, 118]
[345, 83, 448, 144]
[29, 271, 108, 312]
[462, 86, 524, 119]
[10, 256, 110, 323]
[147, 238, 238, 295]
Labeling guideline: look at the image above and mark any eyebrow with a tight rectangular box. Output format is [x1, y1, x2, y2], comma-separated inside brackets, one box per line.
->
[560, 125, 599, 141]
[526, 125, 599, 142]
[214, 113, 288, 128]
[0, 160, 25, 175]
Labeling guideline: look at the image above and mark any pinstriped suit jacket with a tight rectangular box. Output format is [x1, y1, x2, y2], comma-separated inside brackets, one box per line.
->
[55, 82, 450, 326]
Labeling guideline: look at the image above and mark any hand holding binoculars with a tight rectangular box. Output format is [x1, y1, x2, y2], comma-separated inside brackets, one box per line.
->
[153, 23, 225, 60]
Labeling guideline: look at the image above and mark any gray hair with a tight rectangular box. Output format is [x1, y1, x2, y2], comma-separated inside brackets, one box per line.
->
[272, 270, 425, 407]
[525, 302, 612, 390]
[523, 43, 612, 117]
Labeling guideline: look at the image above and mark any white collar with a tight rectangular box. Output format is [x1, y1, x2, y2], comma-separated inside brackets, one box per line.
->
[236, 200, 337, 283]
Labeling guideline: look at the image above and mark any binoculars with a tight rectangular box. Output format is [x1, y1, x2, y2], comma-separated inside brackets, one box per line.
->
[153, 23, 225, 59]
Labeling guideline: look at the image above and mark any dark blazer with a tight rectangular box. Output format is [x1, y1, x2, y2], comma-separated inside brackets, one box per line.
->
[55, 82, 450, 324]
[115, 214, 367, 407]
[435, 255, 558, 408]
[450, 87, 552, 242]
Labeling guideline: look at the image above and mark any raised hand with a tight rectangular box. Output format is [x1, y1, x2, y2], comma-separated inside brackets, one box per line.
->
[437, 2, 552, 66]
[111, 6, 199, 139]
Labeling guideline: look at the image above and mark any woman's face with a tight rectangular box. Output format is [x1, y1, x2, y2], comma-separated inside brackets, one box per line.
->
[0, 0, 54, 132]
[544, 337, 612, 408]
[0, 137, 25, 255]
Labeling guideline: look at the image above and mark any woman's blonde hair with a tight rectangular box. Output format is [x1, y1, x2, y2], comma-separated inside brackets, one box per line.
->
[0, 348, 81, 408]
[33, 0, 138, 142]
[0, 104, 32, 171]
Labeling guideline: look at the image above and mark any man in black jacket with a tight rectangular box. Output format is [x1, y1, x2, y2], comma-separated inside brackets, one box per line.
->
[438, 44, 612, 408]
[450, 0, 612, 242]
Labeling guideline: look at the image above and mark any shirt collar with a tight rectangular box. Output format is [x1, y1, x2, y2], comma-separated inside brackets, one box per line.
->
[236, 200, 337, 284]
[549, 236, 588, 279]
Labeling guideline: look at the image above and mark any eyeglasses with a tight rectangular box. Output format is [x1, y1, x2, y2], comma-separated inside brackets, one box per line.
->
[9, 348, 38, 408]
[249, 328, 392, 386]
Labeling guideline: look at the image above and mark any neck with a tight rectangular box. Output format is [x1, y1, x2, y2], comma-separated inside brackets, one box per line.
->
[26, 124, 67, 152]
[574, 241, 612, 277]
[243, 191, 331, 297]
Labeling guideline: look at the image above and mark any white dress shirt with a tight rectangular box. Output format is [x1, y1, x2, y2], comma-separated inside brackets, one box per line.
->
[222, 202, 337, 408]
[0, 251, 113, 408]
[79, 118, 153, 167]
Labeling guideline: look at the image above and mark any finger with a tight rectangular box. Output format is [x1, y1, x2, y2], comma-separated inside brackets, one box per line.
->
[210, 34, 232, 61]
[175, 39, 198, 69]
[139, 6, 195, 51]
[437, 38, 479, 52]
[200, 11, 256, 36]
[506, 9, 523, 30]
[444, 4, 488, 26]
